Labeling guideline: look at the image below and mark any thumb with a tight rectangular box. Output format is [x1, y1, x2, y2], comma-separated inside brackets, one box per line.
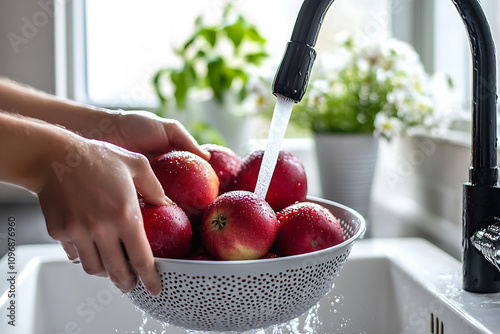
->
[133, 160, 171, 206]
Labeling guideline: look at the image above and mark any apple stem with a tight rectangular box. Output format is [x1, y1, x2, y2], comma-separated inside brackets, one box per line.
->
[212, 215, 227, 230]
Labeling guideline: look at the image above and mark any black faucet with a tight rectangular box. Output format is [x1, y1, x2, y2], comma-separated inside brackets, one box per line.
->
[273, 0, 500, 293]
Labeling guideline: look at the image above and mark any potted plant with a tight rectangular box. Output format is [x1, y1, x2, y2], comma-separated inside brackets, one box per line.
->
[291, 33, 452, 220]
[152, 2, 269, 153]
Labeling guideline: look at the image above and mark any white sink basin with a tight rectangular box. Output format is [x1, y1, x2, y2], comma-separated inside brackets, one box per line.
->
[1, 238, 499, 333]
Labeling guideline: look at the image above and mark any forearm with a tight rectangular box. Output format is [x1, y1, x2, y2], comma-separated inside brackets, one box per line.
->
[0, 78, 115, 137]
[0, 78, 208, 161]
[0, 111, 78, 193]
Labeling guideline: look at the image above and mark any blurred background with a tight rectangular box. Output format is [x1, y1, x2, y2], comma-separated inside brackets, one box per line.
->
[1, 0, 500, 259]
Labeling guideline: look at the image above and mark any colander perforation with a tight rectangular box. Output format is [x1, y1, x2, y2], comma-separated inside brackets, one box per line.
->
[126, 197, 365, 332]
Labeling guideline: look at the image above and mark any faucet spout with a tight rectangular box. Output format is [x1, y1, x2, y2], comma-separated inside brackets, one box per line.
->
[274, 0, 500, 292]
[272, 0, 334, 102]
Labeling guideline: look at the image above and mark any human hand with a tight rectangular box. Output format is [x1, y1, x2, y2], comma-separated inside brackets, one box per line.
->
[38, 135, 167, 295]
[102, 110, 210, 161]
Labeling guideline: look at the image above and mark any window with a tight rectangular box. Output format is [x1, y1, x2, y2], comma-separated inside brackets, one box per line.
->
[74, 0, 390, 108]
[433, 0, 499, 114]
[61, 0, 500, 122]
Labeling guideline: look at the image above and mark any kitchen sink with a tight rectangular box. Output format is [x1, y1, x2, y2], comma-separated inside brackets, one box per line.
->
[1, 238, 498, 333]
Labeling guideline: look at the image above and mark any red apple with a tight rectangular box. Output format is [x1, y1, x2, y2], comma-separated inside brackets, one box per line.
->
[200, 144, 241, 194]
[201, 190, 279, 260]
[274, 202, 344, 256]
[232, 150, 307, 212]
[139, 199, 192, 259]
[151, 151, 219, 223]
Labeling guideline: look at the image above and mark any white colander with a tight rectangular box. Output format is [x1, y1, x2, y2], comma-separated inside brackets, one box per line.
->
[126, 196, 365, 332]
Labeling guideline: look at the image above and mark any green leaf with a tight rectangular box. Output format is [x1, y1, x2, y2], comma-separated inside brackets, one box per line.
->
[170, 70, 188, 109]
[222, 2, 234, 21]
[224, 18, 245, 48]
[183, 16, 204, 50]
[238, 82, 248, 102]
[170, 63, 197, 109]
[152, 69, 170, 105]
[232, 68, 248, 83]
[207, 58, 234, 102]
[182, 34, 198, 51]
[199, 28, 218, 48]
[245, 51, 269, 65]
[246, 25, 266, 44]
[195, 50, 207, 59]
[190, 121, 226, 146]
[194, 15, 204, 29]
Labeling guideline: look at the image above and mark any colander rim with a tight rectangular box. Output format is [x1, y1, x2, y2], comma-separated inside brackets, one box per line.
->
[153, 196, 366, 266]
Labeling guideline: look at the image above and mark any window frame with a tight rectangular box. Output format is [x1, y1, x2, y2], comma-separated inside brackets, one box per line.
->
[55, 0, 89, 104]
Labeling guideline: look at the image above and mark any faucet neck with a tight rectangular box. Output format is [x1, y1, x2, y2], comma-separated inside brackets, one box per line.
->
[452, 0, 498, 186]
[290, 0, 335, 46]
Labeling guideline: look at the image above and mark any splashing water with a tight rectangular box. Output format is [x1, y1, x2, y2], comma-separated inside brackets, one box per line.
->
[139, 310, 148, 333]
[134, 301, 324, 334]
[303, 304, 322, 334]
[133, 309, 169, 334]
[254, 95, 295, 199]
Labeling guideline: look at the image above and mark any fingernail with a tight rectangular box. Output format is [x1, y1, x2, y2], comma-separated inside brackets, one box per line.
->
[117, 283, 135, 294]
[150, 286, 161, 296]
[199, 148, 211, 160]
[119, 287, 132, 294]
[163, 195, 173, 206]
[69, 256, 80, 264]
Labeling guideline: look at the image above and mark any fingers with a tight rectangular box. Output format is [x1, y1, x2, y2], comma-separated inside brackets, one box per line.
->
[43, 212, 106, 277]
[95, 237, 138, 293]
[60, 241, 80, 263]
[61, 219, 161, 295]
[58, 218, 160, 295]
[121, 220, 162, 296]
[132, 154, 171, 206]
[72, 236, 108, 278]
[165, 120, 211, 160]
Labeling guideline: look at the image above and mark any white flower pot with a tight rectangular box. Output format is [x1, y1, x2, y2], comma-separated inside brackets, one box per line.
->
[315, 133, 379, 220]
[198, 98, 253, 156]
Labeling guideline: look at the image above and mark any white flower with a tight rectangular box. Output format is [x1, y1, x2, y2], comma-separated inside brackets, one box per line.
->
[296, 32, 454, 140]
[375, 113, 403, 139]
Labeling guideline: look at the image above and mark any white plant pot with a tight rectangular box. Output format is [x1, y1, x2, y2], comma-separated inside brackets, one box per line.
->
[198, 98, 253, 156]
[315, 133, 379, 220]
